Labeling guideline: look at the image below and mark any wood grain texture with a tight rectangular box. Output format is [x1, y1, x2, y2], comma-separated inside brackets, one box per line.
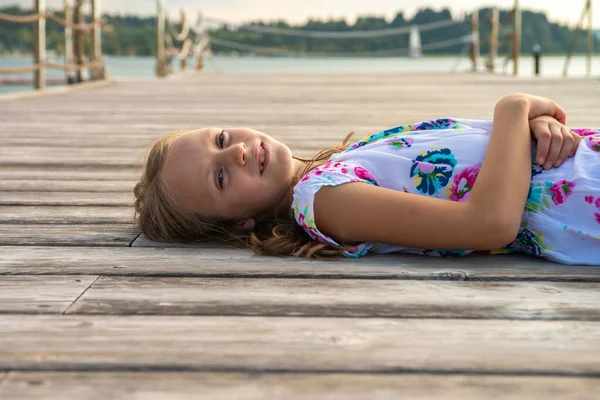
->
[2, 246, 600, 281]
[0, 192, 133, 206]
[0, 180, 135, 192]
[1, 315, 599, 374]
[2, 372, 599, 400]
[0, 206, 132, 224]
[67, 276, 600, 320]
[0, 224, 138, 246]
[0, 276, 97, 314]
[0, 167, 138, 181]
[1, 73, 600, 394]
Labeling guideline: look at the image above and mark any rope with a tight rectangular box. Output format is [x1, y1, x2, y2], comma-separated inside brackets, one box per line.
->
[46, 11, 102, 31]
[0, 10, 102, 31]
[0, 64, 41, 74]
[166, 10, 191, 42]
[209, 34, 472, 57]
[0, 11, 44, 23]
[0, 60, 102, 75]
[175, 39, 193, 60]
[46, 59, 102, 72]
[206, 18, 462, 39]
[193, 35, 210, 54]
[190, 11, 206, 35]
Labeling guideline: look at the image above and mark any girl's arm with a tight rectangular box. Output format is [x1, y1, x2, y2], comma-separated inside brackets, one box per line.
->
[313, 94, 534, 250]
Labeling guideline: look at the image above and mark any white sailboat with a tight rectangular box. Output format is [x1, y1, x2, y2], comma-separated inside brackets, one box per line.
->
[409, 25, 422, 58]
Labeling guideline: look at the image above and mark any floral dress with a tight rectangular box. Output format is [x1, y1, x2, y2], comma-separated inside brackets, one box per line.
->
[292, 118, 600, 265]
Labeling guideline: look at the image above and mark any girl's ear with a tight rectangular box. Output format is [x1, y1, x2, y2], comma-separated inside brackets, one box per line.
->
[236, 218, 256, 232]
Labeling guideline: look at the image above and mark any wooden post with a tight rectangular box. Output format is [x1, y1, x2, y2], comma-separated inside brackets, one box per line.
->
[34, 0, 46, 90]
[156, 0, 168, 77]
[489, 8, 499, 72]
[513, 0, 521, 76]
[73, 0, 84, 82]
[587, 0, 593, 77]
[64, 1, 74, 83]
[470, 11, 479, 72]
[91, 0, 103, 80]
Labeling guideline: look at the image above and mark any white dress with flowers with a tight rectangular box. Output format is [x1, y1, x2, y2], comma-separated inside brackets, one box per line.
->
[292, 118, 600, 265]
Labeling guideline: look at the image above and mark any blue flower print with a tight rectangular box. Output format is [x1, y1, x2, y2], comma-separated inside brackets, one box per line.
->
[410, 148, 457, 196]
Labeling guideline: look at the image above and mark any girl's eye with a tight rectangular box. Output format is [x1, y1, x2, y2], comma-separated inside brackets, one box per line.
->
[217, 168, 224, 188]
[218, 131, 225, 148]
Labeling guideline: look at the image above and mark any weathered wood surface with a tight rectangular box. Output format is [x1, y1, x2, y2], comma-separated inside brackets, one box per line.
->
[1, 315, 599, 374]
[2, 246, 599, 281]
[1, 73, 600, 397]
[64, 276, 600, 320]
[0, 225, 137, 246]
[0, 206, 132, 224]
[0, 167, 138, 181]
[0, 276, 96, 314]
[0, 192, 133, 206]
[1, 372, 599, 400]
[0, 180, 135, 192]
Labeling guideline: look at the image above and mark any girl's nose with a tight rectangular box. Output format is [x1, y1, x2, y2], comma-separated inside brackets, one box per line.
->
[228, 142, 247, 167]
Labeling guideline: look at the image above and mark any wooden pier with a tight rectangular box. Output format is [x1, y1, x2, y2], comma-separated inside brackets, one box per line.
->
[1, 73, 600, 398]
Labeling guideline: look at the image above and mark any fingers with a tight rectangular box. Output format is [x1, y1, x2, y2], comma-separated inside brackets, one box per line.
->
[543, 124, 564, 169]
[536, 125, 580, 169]
[553, 126, 574, 168]
[535, 125, 551, 166]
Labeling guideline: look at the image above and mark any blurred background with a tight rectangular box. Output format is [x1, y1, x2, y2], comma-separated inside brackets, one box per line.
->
[1, 0, 599, 94]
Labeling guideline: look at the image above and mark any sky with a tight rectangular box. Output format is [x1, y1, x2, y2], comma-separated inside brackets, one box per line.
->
[2, 0, 599, 28]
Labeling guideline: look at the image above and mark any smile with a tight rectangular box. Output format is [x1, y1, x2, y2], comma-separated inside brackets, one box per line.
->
[257, 143, 269, 175]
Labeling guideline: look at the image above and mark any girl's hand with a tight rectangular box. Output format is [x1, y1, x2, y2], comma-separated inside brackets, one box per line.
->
[529, 115, 581, 169]
[516, 93, 568, 124]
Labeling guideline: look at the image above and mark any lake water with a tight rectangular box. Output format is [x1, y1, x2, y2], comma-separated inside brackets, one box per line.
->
[1, 53, 598, 94]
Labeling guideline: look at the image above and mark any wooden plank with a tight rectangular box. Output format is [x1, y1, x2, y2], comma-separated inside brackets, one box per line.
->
[0, 224, 137, 246]
[0, 275, 97, 314]
[2, 372, 599, 400]
[0, 207, 132, 224]
[0, 167, 138, 181]
[0, 180, 135, 192]
[68, 276, 600, 320]
[2, 246, 600, 282]
[0, 192, 133, 206]
[1, 315, 599, 374]
[0, 147, 146, 167]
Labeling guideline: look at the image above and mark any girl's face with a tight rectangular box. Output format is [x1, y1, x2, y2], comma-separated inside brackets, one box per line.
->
[161, 127, 304, 227]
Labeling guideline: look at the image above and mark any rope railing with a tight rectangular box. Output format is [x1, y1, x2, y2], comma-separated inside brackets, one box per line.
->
[0, 59, 103, 75]
[0, 0, 107, 90]
[155, 2, 524, 76]
[0, 9, 104, 31]
[157, 0, 209, 76]
[209, 34, 473, 58]
[206, 17, 461, 39]
[0, 11, 45, 23]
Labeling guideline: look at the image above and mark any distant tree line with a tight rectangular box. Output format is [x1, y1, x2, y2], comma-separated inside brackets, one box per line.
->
[1, 5, 598, 56]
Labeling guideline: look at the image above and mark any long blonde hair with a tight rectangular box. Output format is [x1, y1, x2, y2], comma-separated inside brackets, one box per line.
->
[134, 130, 356, 258]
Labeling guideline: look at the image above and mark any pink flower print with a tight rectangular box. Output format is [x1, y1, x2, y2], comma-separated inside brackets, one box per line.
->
[585, 195, 595, 204]
[446, 165, 480, 202]
[586, 136, 600, 152]
[596, 212, 600, 224]
[596, 198, 600, 209]
[353, 166, 378, 186]
[549, 180, 575, 205]
[572, 128, 598, 137]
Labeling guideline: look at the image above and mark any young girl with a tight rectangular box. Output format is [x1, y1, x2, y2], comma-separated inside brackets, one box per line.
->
[134, 93, 600, 265]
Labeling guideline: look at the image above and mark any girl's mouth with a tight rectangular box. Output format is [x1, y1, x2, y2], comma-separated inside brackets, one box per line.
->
[258, 143, 269, 175]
